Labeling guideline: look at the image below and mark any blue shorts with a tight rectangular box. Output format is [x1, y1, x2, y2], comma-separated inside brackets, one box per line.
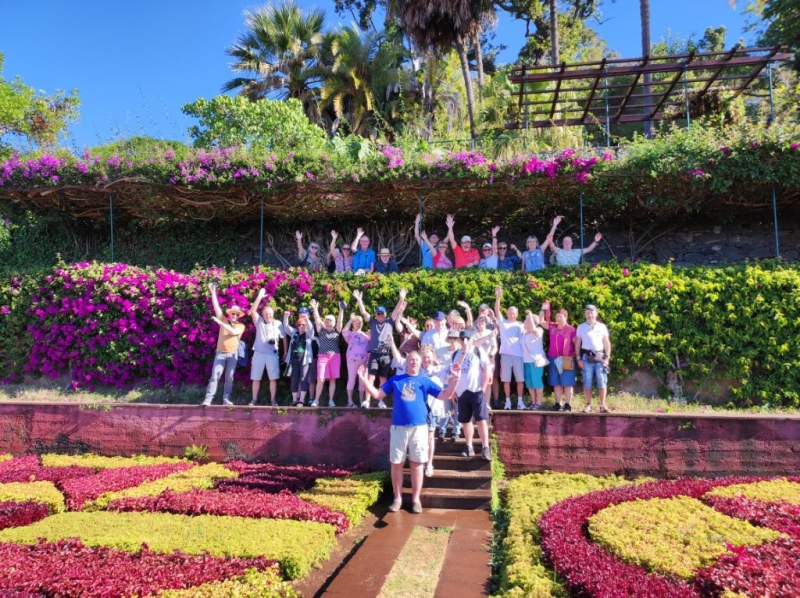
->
[547, 361, 576, 387]
[581, 358, 608, 390]
[523, 363, 545, 390]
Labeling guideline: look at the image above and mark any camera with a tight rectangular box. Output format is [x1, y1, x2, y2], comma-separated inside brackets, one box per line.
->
[268, 339, 276, 345]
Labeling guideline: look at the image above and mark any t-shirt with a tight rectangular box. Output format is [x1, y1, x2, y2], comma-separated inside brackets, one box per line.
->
[452, 347, 491, 395]
[453, 245, 480, 268]
[375, 258, 399, 273]
[381, 374, 443, 426]
[317, 328, 341, 354]
[556, 248, 583, 266]
[368, 318, 395, 352]
[253, 318, 285, 354]
[520, 331, 546, 364]
[352, 248, 376, 272]
[433, 253, 452, 269]
[421, 328, 450, 365]
[547, 323, 576, 358]
[497, 319, 524, 357]
[343, 330, 369, 361]
[497, 254, 521, 271]
[333, 253, 353, 273]
[302, 252, 326, 272]
[420, 244, 434, 269]
[216, 322, 245, 353]
[523, 248, 545, 271]
[576, 322, 609, 353]
[479, 255, 498, 269]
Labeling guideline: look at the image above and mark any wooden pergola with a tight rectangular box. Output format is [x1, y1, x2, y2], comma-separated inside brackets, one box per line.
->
[507, 46, 793, 134]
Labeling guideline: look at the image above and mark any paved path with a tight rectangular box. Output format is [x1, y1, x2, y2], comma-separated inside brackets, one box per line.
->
[321, 508, 492, 597]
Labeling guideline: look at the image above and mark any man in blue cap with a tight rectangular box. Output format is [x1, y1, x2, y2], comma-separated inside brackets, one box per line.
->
[352, 287, 407, 407]
[452, 330, 493, 460]
[421, 310, 449, 364]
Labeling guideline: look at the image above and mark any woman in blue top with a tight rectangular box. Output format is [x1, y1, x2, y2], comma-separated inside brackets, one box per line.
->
[522, 235, 546, 272]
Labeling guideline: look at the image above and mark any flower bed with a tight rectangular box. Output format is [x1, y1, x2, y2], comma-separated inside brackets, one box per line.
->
[220, 461, 354, 494]
[0, 481, 66, 513]
[41, 453, 186, 469]
[0, 454, 95, 484]
[0, 501, 50, 530]
[298, 471, 388, 526]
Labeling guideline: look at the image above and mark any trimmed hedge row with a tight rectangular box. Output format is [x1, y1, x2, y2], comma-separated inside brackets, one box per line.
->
[2, 260, 800, 406]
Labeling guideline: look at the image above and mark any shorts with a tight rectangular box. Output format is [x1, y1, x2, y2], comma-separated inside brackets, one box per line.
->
[581, 358, 608, 390]
[457, 389, 489, 424]
[500, 354, 524, 383]
[250, 350, 280, 381]
[368, 352, 392, 379]
[523, 363, 545, 390]
[317, 353, 341, 381]
[547, 360, 576, 387]
[389, 425, 429, 464]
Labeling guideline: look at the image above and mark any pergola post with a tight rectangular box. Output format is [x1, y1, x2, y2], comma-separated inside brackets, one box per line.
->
[109, 195, 115, 262]
[418, 192, 424, 266]
[603, 68, 611, 147]
[683, 69, 691, 129]
[259, 196, 265, 266]
[579, 192, 585, 265]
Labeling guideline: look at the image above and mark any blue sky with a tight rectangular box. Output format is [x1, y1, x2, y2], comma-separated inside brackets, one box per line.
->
[2, 0, 750, 150]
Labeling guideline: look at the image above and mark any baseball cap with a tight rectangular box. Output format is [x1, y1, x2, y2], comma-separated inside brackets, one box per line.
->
[478, 303, 490, 311]
[459, 329, 475, 339]
[447, 329, 461, 339]
[584, 304, 598, 312]
[482, 242, 492, 249]
[461, 235, 472, 243]
[298, 306, 310, 314]
[375, 306, 387, 315]
[433, 311, 446, 320]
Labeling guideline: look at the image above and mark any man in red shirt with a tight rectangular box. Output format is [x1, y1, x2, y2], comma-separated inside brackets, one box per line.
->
[445, 214, 479, 268]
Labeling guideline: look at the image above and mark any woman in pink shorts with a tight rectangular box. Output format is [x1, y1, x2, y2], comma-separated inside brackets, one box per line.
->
[343, 313, 370, 407]
[310, 299, 344, 407]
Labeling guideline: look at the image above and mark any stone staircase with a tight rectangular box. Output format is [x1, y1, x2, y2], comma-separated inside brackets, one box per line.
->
[402, 435, 492, 510]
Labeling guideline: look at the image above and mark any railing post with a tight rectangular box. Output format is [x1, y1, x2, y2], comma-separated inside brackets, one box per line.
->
[579, 192, 585, 265]
[259, 196, 265, 266]
[109, 195, 115, 262]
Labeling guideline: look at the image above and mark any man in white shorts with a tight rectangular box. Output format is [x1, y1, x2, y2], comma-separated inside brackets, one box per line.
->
[358, 351, 459, 514]
[249, 288, 287, 406]
[494, 286, 525, 410]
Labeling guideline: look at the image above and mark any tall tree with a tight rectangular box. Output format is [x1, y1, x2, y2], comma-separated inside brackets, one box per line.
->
[753, 0, 800, 70]
[550, 0, 560, 63]
[223, 1, 326, 122]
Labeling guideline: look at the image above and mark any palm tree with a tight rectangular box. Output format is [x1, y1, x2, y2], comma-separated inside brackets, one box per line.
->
[317, 26, 404, 137]
[223, 1, 325, 122]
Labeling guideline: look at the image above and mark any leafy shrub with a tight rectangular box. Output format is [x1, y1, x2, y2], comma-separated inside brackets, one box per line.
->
[588, 496, 783, 578]
[183, 444, 210, 463]
[706, 478, 800, 504]
[0, 455, 94, 484]
[0, 481, 65, 513]
[0, 500, 51, 529]
[0, 538, 278, 598]
[0, 511, 336, 580]
[158, 565, 300, 598]
[703, 494, 800, 539]
[219, 461, 354, 494]
[298, 471, 388, 526]
[41, 453, 186, 470]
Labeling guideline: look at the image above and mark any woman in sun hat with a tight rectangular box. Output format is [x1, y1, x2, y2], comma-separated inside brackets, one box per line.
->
[203, 283, 246, 406]
[375, 247, 399, 274]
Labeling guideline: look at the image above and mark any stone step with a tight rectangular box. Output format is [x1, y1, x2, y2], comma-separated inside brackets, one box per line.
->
[432, 437, 486, 455]
[431, 454, 492, 471]
[404, 467, 492, 490]
[402, 486, 491, 510]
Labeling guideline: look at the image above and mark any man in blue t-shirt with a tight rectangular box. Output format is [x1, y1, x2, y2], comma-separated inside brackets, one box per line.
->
[350, 227, 376, 273]
[358, 351, 459, 514]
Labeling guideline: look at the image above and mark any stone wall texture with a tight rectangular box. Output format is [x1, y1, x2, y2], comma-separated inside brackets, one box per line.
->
[1, 404, 799, 478]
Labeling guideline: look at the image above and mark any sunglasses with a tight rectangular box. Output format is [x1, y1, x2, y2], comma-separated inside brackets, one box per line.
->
[483, 248, 492, 252]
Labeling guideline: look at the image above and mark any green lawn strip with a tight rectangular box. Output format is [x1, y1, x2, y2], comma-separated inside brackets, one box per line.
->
[298, 472, 388, 526]
[86, 462, 237, 510]
[705, 478, 800, 504]
[0, 481, 65, 513]
[495, 472, 634, 598]
[0, 511, 336, 580]
[158, 565, 300, 597]
[588, 496, 784, 578]
[41, 453, 187, 470]
[377, 526, 452, 598]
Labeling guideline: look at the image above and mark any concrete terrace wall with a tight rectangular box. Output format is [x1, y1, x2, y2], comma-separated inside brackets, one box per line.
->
[1, 404, 799, 477]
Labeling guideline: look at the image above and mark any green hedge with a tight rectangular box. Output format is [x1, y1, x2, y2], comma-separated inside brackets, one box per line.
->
[3, 261, 800, 407]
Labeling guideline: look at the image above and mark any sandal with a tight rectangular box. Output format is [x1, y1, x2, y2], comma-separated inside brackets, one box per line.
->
[599, 406, 611, 413]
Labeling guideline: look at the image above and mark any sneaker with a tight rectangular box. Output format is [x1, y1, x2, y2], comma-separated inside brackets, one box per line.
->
[346, 401, 356, 408]
[270, 400, 278, 406]
[309, 400, 319, 407]
[437, 429, 445, 442]
[583, 405, 592, 413]
[532, 403, 544, 411]
[222, 399, 234, 406]
[516, 399, 526, 410]
[293, 401, 303, 407]
[388, 497, 402, 512]
[249, 400, 257, 406]
[424, 464, 434, 477]
[461, 446, 476, 458]
[412, 501, 423, 514]
[328, 399, 336, 407]
[481, 445, 492, 461]
[552, 403, 562, 412]
[503, 398, 512, 410]
[377, 401, 388, 409]
[360, 400, 370, 409]
[202, 399, 212, 406]
[563, 403, 572, 412]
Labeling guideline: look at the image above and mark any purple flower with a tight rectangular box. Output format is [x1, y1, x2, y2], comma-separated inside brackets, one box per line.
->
[719, 146, 731, 156]
[791, 142, 799, 151]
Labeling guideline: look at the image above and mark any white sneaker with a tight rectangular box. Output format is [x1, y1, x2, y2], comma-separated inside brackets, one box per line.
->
[516, 399, 526, 410]
[222, 399, 233, 406]
[377, 401, 387, 409]
[360, 400, 370, 409]
[424, 464, 434, 477]
[328, 399, 336, 407]
[202, 399, 212, 406]
[503, 398, 512, 410]
[310, 400, 319, 407]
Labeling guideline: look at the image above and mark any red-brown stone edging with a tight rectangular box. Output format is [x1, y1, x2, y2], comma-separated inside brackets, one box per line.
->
[1, 404, 799, 477]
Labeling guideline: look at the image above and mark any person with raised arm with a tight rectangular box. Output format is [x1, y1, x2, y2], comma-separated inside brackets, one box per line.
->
[445, 214, 479, 268]
[248, 288, 287, 406]
[327, 230, 353, 273]
[309, 298, 345, 407]
[353, 287, 407, 406]
[342, 312, 370, 408]
[295, 230, 325, 271]
[493, 285, 526, 410]
[202, 283, 246, 406]
[479, 226, 500, 269]
[522, 235, 546, 272]
[520, 311, 547, 410]
[350, 227, 376, 273]
[541, 216, 603, 267]
[539, 300, 577, 412]
[415, 213, 439, 270]
[358, 351, 460, 514]
[420, 230, 452, 269]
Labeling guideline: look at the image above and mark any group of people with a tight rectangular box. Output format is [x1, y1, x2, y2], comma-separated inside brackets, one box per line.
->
[294, 215, 604, 273]
[202, 281, 613, 511]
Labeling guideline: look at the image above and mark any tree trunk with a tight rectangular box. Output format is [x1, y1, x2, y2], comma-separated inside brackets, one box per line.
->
[475, 29, 485, 89]
[640, 0, 653, 138]
[456, 34, 477, 140]
[550, 0, 560, 64]
[424, 52, 435, 141]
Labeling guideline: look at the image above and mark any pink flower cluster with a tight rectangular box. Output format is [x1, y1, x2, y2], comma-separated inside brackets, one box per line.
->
[58, 462, 195, 509]
[381, 145, 404, 169]
[0, 455, 94, 484]
[538, 476, 793, 598]
[0, 538, 278, 598]
[24, 263, 312, 389]
[0, 154, 65, 185]
[520, 149, 605, 182]
[219, 461, 354, 494]
[107, 487, 349, 533]
[0, 501, 51, 531]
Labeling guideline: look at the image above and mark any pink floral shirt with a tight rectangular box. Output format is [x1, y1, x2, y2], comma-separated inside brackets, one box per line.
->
[343, 330, 370, 361]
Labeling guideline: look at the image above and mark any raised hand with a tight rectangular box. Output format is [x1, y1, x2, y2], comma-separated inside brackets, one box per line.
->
[594, 232, 603, 243]
[309, 298, 319, 311]
[446, 214, 455, 229]
[541, 300, 550, 311]
[457, 300, 470, 310]
[510, 244, 518, 252]
[398, 287, 407, 300]
[491, 225, 500, 237]
[356, 227, 364, 237]
[495, 285, 503, 298]
[208, 282, 217, 293]
[352, 289, 363, 302]
[553, 215, 563, 227]
[331, 230, 338, 241]
[257, 288, 267, 299]
[295, 230, 303, 241]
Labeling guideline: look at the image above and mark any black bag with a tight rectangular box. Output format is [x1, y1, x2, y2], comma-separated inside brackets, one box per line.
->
[585, 350, 605, 364]
[237, 341, 250, 368]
